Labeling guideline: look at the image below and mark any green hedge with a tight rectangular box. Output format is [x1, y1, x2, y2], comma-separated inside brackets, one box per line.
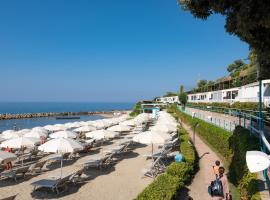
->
[174, 107, 261, 200]
[187, 102, 263, 111]
[135, 119, 196, 200]
[177, 110, 232, 160]
[130, 102, 142, 117]
[136, 174, 183, 200]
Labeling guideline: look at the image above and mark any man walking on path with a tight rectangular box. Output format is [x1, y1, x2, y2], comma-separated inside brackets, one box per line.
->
[211, 167, 230, 200]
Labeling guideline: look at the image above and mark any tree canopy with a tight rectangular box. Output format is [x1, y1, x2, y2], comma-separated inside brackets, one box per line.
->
[197, 79, 208, 88]
[178, 0, 270, 79]
[227, 59, 246, 77]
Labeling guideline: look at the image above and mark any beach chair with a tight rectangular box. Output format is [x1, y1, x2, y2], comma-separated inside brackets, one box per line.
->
[142, 156, 166, 178]
[83, 153, 113, 169]
[31, 173, 72, 194]
[0, 165, 30, 181]
[164, 138, 179, 148]
[143, 146, 172, 160]
[69, 167, 85, 185]
[28, 160, 47, 174]
[0, 194, 18, 200]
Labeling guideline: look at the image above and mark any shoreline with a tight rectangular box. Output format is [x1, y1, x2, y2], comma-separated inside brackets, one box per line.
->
[0, 110, 129, 120]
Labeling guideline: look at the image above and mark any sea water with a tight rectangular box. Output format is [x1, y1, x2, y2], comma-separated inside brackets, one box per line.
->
[0, 102, 133, 132]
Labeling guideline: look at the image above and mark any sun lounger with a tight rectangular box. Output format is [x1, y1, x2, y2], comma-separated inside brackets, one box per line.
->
[164, 138, 179, 148]
[69, 167, 85, 185]
[143, 146, 173, 160]
[142, 156, 166, 178]
[83, 153, 114, 169]
[31, 173, 72, 194]
[28, 160, 47, 174]
[0, 165, 30, 181]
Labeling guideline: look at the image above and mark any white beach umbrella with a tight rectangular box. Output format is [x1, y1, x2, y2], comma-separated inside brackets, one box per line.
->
[1, 132, 23, 139]
[132, 131, 171, 157]
[43, 125, 55, 131]
[79, 121, 89, 126]
[91, 120, 110, 129]
[0, 151, 17, 164]
[38, 138, 83, 153]
[74, 126, 96, 133]
[50, 124, 67, 132]
[107, 124, 132, 132]
[156, 121, 178, 128]
[17, 129, 31, 135]
[120, 120, 136, 127]
[85, 130, 120, 139]
[38, 138, 83, 177]
[24, 130, 48, 138]
[49, 130, 77, 139]
[0, 137, 40, 148]
[132, 131, 171, 144]
[150, 124, 176, 133]
[102, 119, 117, 126]
[64, 122, 81, 129]
[1, 130, 16, 136]
[32, 127, 49, 133]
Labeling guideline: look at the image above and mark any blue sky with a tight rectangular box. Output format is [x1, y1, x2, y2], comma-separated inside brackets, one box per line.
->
[0, 0, 249, 102]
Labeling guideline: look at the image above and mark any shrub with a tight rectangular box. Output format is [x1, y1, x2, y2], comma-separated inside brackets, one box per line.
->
[166, 162, 192, 182]
[136, 174, 183, 200]
[229, 126, 260, 200]
[130, 102, 142, 117]
[173, 105, 261, 200]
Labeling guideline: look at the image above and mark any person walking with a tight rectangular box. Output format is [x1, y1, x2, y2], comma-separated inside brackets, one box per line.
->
[211, 167, 231, 200]
[213, 160, 221, 178]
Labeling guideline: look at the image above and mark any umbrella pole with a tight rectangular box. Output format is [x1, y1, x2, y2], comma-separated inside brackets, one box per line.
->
[60, 153, 63, 178]
[152, 143, 153, 161]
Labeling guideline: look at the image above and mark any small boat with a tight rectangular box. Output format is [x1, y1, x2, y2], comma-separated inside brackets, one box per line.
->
[56, 116, 80, 120]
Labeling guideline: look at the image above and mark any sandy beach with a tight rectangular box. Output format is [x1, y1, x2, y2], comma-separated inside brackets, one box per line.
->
[0, 140, 153, 200]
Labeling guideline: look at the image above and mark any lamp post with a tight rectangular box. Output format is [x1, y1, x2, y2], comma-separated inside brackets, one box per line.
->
[193, 122, 199, 145]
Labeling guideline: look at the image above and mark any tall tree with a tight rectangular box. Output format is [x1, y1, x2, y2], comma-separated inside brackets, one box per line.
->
[179, 85, 185, 95]
[178, 0, 270, 80]
[197, 79, 208, 88]
[227, 59, 246, 77]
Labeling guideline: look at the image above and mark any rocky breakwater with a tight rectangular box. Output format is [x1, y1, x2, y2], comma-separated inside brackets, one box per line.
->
[0, 111, 123, 120]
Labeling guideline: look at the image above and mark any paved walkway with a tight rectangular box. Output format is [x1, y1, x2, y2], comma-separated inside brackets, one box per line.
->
[181, 122, 226, 200]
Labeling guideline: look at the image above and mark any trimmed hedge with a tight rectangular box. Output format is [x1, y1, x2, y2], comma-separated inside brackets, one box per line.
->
[135, 118, 196, 200]
[174, 107, 261, 200]
[130, 102, 142, 117]
[177, 110, 232, 160]
[187, 102, 264, 111]
[136, 174, 183, 200]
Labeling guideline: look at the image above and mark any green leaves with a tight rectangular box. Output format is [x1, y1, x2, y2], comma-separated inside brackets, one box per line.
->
[178, 0, 270, 79]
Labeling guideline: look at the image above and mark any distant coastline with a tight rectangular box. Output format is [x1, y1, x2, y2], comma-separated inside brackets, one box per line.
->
[0, 110, 128, 120]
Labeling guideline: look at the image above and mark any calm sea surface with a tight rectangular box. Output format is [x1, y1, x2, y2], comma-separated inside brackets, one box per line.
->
[0, 102, 133, 132]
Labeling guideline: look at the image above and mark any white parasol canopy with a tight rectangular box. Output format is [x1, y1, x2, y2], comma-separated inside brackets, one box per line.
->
[107, 124, 132, 132]
[150, 124, 176, 133]
[132, 131, 171, 144]
[38, 138, 83, 177]
[74, 126, 96, 133]
[1, 131, 24, 139]
[120, 120, 136, 127]
[85, 130, 120, 139]
[32, 127, 49, 134]
[38, 138, 83, 153]
[0, 137, 40, 148]
[24, 130, 48, 138]
[49, 130, 77, 139]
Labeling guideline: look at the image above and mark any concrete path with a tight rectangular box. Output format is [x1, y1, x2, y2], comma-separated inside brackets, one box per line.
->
[181, 122, 225, 200]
